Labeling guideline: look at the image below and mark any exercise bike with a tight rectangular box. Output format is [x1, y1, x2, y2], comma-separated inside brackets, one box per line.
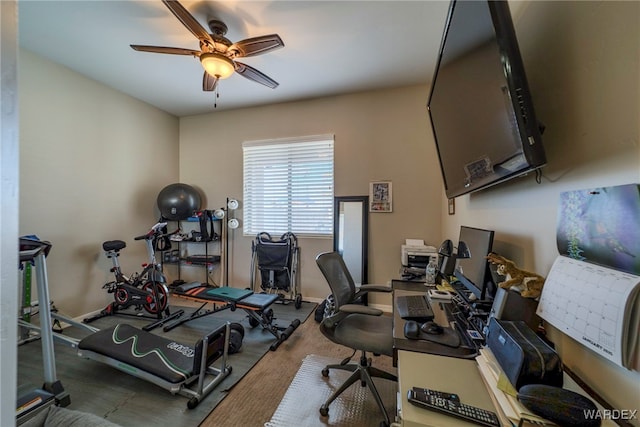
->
[84, 222, 184, 330]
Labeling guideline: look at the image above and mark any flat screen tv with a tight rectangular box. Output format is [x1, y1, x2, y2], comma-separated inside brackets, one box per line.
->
[427, 0, 546, 199]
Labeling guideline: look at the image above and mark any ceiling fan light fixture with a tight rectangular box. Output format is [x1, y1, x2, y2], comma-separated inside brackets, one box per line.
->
[200, 53, 234, 79]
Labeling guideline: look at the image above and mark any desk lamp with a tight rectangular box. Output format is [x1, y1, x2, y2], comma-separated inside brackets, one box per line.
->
[437, 239, 470, 277]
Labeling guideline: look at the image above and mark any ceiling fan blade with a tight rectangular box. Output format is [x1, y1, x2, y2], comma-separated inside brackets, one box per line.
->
[203, 72, 219, 92]
[162, 0, 214, 46]
[130, 45, 200, 56]
[228, 34, 284, 58]
[234, 62, 279, 89]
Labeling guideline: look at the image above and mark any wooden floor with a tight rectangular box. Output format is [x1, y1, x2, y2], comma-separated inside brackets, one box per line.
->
[201, 310, 397, 427]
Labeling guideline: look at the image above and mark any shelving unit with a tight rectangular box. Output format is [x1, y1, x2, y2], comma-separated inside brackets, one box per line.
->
[162, 215, 223, 287]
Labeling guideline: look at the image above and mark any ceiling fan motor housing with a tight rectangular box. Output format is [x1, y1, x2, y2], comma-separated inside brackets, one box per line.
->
[130, 0, 283, 91]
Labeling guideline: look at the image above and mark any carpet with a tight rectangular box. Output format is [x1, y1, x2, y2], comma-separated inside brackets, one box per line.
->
[266, 354, 397, 427]
[17, 300, 317, 427]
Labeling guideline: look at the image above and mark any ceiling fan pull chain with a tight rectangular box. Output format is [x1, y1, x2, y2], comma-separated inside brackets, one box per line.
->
[214, 86, 220, 109]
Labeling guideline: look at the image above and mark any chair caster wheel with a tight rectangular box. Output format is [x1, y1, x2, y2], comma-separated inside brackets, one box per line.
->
[248, 316, 259, 328]
[321, 368, 329, 377]
[187, 397, 199, 409]
[294, 294, 302, 309]
[319, 406, 329, 417]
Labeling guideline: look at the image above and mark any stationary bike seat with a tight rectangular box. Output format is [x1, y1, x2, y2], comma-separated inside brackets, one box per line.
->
[103, 240, 126, 252]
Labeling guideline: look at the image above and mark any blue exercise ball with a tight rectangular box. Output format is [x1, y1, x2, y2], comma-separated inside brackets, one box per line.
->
[157, 183, 202, 221]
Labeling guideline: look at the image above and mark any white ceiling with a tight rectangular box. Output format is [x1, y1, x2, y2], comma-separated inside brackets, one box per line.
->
[18, 1, 453, 117]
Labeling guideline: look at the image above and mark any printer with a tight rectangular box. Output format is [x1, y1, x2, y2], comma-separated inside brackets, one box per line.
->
[401, 239, 437, 268]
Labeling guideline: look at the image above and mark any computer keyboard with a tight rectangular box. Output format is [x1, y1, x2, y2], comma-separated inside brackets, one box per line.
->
[396, 295, 434, 321]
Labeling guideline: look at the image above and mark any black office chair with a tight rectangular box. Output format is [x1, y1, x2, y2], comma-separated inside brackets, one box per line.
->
[315, 251, 397, 427]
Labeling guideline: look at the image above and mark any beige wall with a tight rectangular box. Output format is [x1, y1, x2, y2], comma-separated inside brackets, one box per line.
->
[178, 87, 444, 305]
[19, 49, 180, 318]
[440, 1, 640, 418]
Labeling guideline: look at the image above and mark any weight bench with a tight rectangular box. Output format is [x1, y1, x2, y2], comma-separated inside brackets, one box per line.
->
[170, 285, 301, 351]
[77, 322, 233, 409]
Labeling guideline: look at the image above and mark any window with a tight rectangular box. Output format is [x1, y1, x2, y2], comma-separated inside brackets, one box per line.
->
[243, 135, 334, 237]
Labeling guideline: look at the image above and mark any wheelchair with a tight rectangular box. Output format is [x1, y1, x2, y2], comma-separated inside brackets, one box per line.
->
[250, 232, 302, 309]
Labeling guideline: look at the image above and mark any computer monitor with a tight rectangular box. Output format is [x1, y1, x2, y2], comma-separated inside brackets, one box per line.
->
[454, 226, 495, 301]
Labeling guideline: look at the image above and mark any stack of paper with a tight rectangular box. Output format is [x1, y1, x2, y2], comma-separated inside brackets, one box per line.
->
[475, 348, 555, 426]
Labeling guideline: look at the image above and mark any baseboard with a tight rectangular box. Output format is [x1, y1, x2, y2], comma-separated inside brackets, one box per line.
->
[303, 296, 326, 304]
[305, 296, 392, 314]
[54, 310, 101, 330]
[76, 309, 102, 323]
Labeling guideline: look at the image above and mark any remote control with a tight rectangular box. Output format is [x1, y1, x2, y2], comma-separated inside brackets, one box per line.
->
[411, 387, 460, 403]
[407, 388, 500, 427]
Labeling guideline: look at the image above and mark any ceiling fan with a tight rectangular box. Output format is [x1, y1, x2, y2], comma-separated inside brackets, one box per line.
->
[131, 0, 284, 92]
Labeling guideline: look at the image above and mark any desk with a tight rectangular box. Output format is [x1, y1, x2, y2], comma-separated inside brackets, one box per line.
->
[392, 279, 500, 427]
[397, 351, 499, 427]
[391, 280, 617, 427]
[392, 280, 479, 361]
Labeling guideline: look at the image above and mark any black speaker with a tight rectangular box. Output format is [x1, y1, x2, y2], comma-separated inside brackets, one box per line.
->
[488, 288, 540, 331]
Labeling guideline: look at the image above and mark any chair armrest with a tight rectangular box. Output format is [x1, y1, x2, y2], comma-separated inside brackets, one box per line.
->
[358, 284, 392, 293]
[339, 303, 383, 316]
[354, 284, 392, 302]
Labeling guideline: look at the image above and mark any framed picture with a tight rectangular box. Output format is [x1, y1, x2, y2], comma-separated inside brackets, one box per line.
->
[369, 181, 392, 212]
[448, 198, 455, 215]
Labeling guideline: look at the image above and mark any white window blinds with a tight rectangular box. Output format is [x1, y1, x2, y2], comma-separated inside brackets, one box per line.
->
[243, 135, 334, 236]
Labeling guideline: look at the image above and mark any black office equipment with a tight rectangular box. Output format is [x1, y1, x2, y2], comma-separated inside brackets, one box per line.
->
[443, 303, 480, 349]
[403, 320, 421, 339]
[421, 321, 444, 335]
[403, 320, 461, 348]
[408, 387, 500, 427]
[427, 0, 546, 199]
[517, 384, 601, 427]
[392, 280, 481, 358]
[486, 318, 563, 390]
[487, 287, 540, 332]
[396, 294, 435, 321]
[453, 226, 496, 302]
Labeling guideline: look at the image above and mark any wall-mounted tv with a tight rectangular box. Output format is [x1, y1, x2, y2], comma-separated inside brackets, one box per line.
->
[427, 0, 546, 199]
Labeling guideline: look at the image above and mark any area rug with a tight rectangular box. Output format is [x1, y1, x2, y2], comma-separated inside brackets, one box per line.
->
[17, 300, 317, 427]
[265, 354, 397, 427]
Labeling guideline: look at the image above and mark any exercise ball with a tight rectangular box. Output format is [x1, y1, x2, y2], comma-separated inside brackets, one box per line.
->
[157, 183, 202, 221]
